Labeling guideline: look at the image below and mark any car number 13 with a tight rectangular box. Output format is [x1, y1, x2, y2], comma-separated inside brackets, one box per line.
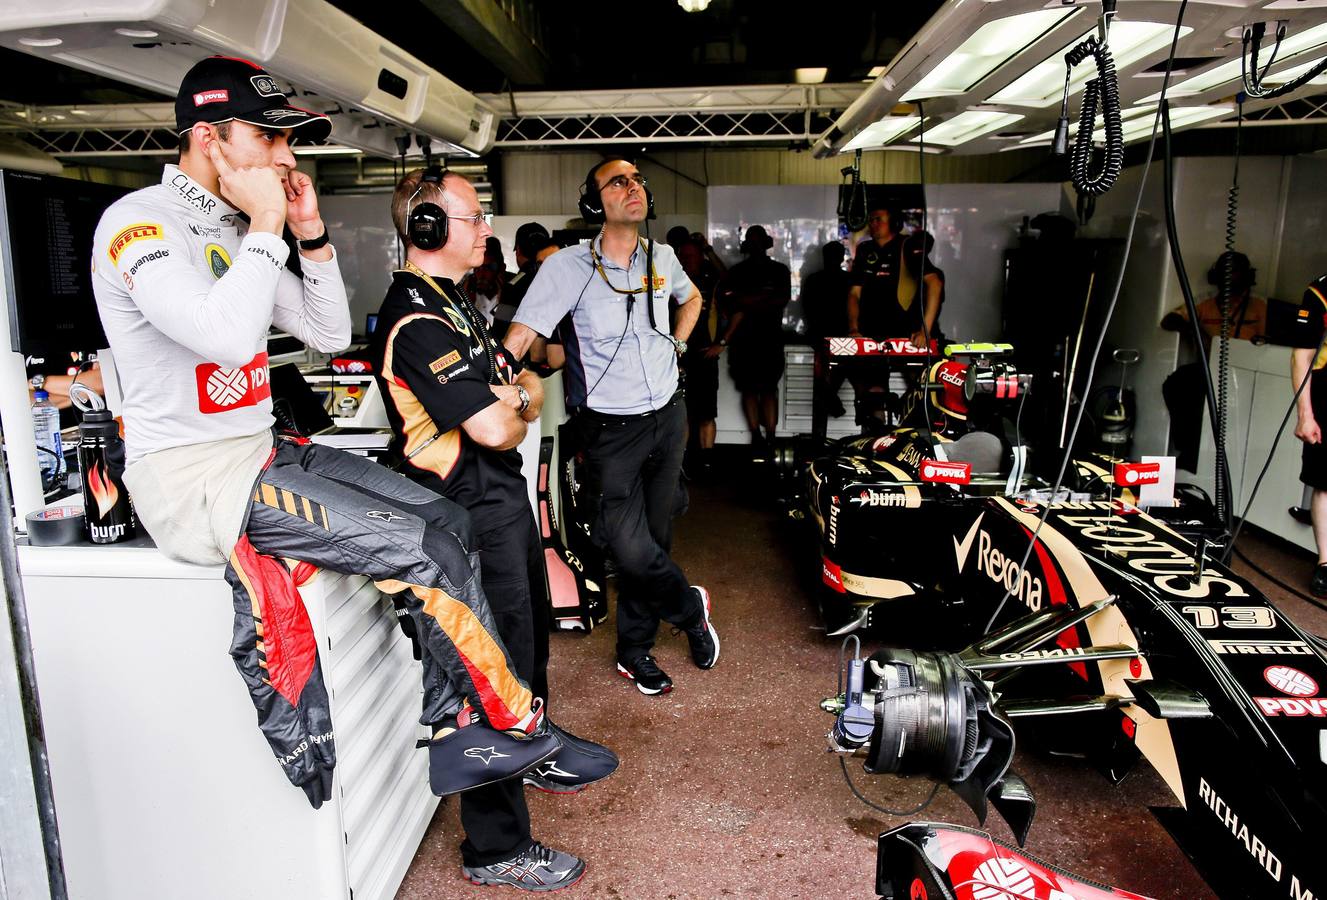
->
[1181, 605, 1276, 630]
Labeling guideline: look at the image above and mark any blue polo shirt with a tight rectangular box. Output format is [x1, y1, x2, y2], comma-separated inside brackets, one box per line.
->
[513, 235, 695, 414]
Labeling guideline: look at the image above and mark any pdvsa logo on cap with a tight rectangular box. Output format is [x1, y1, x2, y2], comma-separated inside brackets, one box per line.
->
[250, 75, 283, 97]
[193, 89, 229, 107]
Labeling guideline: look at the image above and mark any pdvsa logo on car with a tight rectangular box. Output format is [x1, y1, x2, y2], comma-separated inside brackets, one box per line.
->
[1113, 461, 1160, 487]
[1254, 664, 1327, 717]
[920, 460, 971, 484]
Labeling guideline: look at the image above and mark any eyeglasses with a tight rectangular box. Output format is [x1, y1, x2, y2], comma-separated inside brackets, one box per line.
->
[599, 173, 648, 192]
[446, 211, 488, 228]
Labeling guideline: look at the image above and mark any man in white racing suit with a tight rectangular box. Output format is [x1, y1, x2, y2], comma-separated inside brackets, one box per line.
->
[91, 55, 555, 810]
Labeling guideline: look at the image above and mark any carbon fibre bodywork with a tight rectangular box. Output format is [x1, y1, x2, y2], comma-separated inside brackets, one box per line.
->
[807, 432, 1324, 898]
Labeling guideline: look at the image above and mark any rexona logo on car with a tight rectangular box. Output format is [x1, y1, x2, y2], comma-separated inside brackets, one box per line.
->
[1113, 461, 1161, 487]
[920, 460, 971, 484]
[954, 514, 1044, 611]
[1254, 664, 1327, 717]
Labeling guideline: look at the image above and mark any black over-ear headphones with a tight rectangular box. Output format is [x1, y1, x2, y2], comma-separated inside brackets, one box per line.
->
[407, 165, 450, 251]
[578, 157, 655, 225]
[1206, 250, 1255, 289]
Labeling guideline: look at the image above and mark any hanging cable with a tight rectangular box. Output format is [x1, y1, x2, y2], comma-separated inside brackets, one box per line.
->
[1213, 103, 1245, 528]
[1160, 100, 1234, 530]
[916, 100, 937, 450]
[1242, 22, 1327, 100]
[1055, 1, 1124, 202]
[838, 150, 868, 233]
[985, 0, 1191, 633]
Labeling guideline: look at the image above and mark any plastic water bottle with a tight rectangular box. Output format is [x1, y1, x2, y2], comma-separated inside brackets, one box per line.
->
[31, 385, 64, 483]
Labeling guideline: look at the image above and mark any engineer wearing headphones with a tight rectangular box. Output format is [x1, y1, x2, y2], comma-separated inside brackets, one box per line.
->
[503, 157, 720, 696]
[372, 167, 618, 892]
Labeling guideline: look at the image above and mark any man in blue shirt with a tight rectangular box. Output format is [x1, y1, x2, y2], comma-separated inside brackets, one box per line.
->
[503, 157, 719, 696]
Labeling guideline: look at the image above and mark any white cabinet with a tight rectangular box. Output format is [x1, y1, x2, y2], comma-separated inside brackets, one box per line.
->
[1193, 341, 1315, 552]
[19, 542, 436, 900]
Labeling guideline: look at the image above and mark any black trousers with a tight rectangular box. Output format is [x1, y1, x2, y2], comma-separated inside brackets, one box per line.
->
[812, 350, 850, 441]
[459, 511, 551, 866]
[577, 397, 700, 661]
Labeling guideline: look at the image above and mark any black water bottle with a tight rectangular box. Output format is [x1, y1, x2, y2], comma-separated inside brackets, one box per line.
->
[77, 409, 136, 544]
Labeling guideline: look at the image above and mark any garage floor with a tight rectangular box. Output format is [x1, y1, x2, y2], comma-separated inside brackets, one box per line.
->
[396, 459, 1327, 899]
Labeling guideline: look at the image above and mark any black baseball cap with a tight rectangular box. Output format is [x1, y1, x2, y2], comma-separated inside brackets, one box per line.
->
[175, 56, 332, 143]
[515, 222, 551, 259]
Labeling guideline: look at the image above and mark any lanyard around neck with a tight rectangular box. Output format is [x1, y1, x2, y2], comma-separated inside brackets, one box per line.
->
[400, 260, 499, 383]
[588, 236, 657, 297]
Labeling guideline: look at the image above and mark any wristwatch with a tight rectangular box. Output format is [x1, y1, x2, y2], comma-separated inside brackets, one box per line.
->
[297, 228, 330, 250]
[718, 339, 728, 348]
[516, 384, 531, 414]
[674, 338, 687, 356]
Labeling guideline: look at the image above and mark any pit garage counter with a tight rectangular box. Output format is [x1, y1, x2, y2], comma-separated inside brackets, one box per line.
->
[18, 536, 433, 900]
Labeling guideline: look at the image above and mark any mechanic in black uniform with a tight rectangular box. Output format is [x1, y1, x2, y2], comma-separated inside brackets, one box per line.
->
[847, 205, 906, 425]
[373, 167, 615, 892]
[716, 225, 791, 451]
[1292, 273, 1327, 597]
[848, 205, 905, 339]
[678, 236, 721, 472]
[492, 222, 552, 340]
[899, 229, 945, 348]
[801, 241, 851, 440]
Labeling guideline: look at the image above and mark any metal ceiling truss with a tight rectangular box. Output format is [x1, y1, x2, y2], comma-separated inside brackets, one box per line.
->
[6, 86, 1327, 159]
[479, 84, 867, 147]
[1231, 92, 1327, 126]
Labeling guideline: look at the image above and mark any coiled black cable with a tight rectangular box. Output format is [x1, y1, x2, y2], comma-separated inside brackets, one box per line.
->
[1242, 22, 1327, 101]
[1065, 35, 1124, 197]
[838, 149, 868, 233]
[1213, 104, 1243, 527]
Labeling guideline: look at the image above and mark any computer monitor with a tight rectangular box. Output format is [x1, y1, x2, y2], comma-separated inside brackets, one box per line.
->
[0, 169, 129, 358]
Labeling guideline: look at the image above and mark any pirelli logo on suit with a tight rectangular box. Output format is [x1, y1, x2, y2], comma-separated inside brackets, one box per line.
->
[253, 483, 331, 530]
[107, 223, 163, 264]
[429, 351, 462, 373]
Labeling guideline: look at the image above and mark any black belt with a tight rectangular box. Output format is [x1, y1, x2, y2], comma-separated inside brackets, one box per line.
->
[574, 391, 682, 423]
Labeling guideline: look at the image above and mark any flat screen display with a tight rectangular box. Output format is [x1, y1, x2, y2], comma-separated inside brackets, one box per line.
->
[0, 169, 129, 358]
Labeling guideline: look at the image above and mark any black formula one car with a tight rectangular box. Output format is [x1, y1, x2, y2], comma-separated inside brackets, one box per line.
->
[802, 342, 1323, 899]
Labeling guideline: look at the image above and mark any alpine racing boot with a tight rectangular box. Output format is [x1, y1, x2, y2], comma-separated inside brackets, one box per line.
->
[524, 721, 619, 794]
[462, 841, 586, 892]
[425, 702, 560, 796]
[681, 585, 720, 669]
[616, 654, 673, 695]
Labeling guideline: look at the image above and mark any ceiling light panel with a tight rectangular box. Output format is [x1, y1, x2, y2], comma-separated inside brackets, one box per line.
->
[1155, 21, 1327, 100]
[913, 110, 1023, 146]
[990, 22, 1193, 108]
[842, 116, 922, 151]
[795, 67, 828, 84]
[903, 8, 1080, 101]
[1263, 55, 1327, 86]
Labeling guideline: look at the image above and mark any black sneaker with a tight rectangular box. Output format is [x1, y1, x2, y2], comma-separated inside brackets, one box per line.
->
[1312, 564, 1327, 598]
[682, 585, 720, 669]
[462, 841, 585, 892]
[616, 654, 673, 695]
[524, 722, 619, 794]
